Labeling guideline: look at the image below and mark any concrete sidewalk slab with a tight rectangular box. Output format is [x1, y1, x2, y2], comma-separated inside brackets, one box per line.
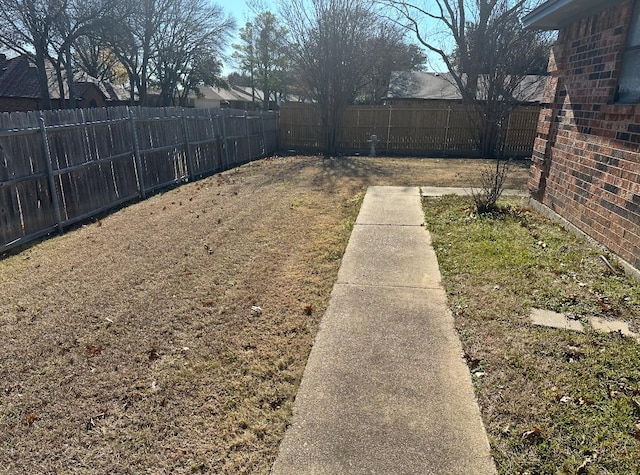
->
[337, 225, 441, 289]
[589, 316, 640, 339]
[356, 186, 424, 226]
[271, 186, 496, 475]
[272, 285, 496, 475]
[530, 308, 585, 332]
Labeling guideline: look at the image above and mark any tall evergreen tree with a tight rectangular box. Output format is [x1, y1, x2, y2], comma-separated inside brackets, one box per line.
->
[233, 11, 289, 110]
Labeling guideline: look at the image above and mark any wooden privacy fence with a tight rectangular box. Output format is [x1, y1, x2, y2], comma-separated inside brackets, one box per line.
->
[0, 106, 278, 253]
[279, 102, 540, 157]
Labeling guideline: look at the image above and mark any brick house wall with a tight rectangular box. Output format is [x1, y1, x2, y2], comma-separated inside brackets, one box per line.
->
[76, 84, 107, 109]
[530, 0, 640, 270]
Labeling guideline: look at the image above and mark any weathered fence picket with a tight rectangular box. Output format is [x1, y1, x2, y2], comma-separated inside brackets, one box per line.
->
[0, 106, 278, 253]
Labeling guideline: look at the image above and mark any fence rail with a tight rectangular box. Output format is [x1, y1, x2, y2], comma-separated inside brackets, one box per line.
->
[0, 106, 278, 253]
[279, 102, 540, 157]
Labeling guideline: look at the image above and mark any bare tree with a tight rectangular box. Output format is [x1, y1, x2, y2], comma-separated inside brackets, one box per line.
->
[153, 0, 234, 106]
[50, 0, 126, 108]
[102, 0, 172, 105]
[0, 0, 130, 109]
[385, 0, 552, 157]
[73, 36, 128, 84]
[0, 0, 67, 109]
[282, 0, 381, 155]
[102, 0, 232, 106]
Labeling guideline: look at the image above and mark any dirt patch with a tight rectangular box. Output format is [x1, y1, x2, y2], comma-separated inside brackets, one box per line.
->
[0, 156, 529, 474]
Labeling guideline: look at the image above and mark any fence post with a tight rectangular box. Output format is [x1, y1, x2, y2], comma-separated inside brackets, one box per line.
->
[276, 110, 280, 152]
[181, 108, 195, 180]
[443, 106, 451, 156]
[244, 111, 251, 160]
[39, 115, 64, 234]
[128, 108, 146, 199]
[220, 109, 229, 169]
[260, 111, 267, 157]
[386, 105, 392, 153]
[207, 108, 220, 172]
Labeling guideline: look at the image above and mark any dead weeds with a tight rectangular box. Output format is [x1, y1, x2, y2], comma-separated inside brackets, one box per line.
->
[0, 156, 527, 474]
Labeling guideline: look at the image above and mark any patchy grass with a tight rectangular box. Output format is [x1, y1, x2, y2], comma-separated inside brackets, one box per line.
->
[0, 156, 529, 474]
[423, 195, 640, 475]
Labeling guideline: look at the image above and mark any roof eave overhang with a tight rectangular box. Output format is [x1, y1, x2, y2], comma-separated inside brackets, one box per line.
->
[523, 0, 626, 30]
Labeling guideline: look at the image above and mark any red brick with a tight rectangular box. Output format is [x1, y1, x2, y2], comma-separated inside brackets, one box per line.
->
[530, 1, 639, 270]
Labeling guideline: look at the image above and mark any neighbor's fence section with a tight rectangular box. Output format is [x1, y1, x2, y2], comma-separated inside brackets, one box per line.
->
[0, 106, 278, 252]
[279, 102, 540, 157]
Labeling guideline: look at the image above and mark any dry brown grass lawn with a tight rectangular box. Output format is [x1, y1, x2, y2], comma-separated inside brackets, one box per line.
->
[0, 156, 529, 474]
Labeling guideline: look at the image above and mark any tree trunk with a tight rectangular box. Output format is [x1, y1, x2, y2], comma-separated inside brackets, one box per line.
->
[65, 46, 77, 109]
[35, 44, 52, 110]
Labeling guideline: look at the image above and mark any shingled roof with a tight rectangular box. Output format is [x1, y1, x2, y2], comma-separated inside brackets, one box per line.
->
[0, 54, 128, 102]
[387, 71, 546, 103]
[0, 54, 43, 98]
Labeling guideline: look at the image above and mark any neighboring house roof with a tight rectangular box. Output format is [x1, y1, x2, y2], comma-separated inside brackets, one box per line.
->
[74, 72, 129, 102]
[194, 85, 255, 103]
[387, 71, 546, 103]
[523, 0, 625, 29]
[192, 85, 307, 106]
[233, 86, 264, 102]
[0, 54, 42, 98]
[388, 71, 460, 100]
[0, 54, 128, 102]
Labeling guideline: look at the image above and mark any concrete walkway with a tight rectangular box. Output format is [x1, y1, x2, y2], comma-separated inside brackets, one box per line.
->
[271, 186, 496, 475]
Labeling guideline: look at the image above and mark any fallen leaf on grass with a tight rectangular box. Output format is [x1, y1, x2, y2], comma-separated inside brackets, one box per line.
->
[522, 426, 542, 441]
[24, 412, 38, 426]
[303, 305, 313, 316]
[85, 344, 103, 356]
